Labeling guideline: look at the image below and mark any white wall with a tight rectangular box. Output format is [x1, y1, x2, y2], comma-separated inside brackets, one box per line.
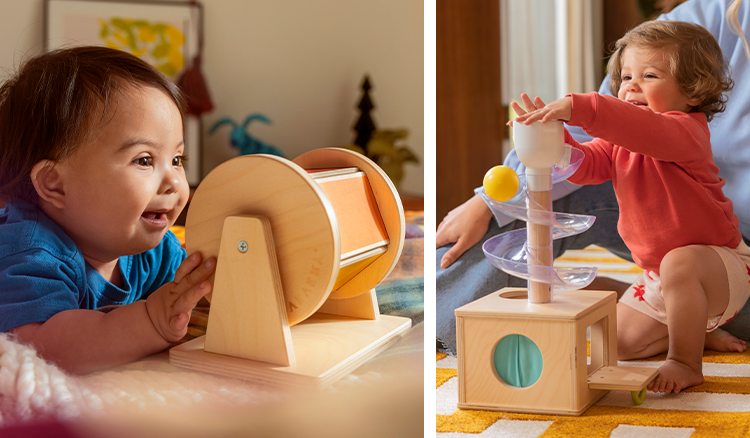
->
[0, 0, 424, 196]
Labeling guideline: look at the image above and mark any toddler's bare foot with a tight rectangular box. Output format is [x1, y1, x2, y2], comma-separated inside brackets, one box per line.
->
[648, 359, 704, 393]
[705, 328, 747, 352]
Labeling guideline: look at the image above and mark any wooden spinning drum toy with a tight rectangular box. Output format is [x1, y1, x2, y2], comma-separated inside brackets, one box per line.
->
[169, 148, 412, 389]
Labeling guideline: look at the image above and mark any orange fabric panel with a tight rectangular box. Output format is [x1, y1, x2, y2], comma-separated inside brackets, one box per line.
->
[315, 173, 389, 258]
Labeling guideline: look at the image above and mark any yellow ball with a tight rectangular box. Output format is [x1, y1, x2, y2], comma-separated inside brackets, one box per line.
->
[483, 165, 520, 202]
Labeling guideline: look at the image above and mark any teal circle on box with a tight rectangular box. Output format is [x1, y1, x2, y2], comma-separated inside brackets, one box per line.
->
[493, 334, 543, 387]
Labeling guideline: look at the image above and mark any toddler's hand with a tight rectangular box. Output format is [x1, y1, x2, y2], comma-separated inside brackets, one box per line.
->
[511, 93, 547, 120]
[146, 253, 216, 343]
[514, 95, 572, 124]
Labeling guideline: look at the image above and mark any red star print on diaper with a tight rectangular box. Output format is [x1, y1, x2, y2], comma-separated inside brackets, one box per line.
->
[632, 283, 660, 313]
[633, 284, 646, 301]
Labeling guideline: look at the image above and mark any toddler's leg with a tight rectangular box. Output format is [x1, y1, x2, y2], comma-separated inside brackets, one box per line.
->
[616, 302, 669, 360]
[651, 245, 731, 394]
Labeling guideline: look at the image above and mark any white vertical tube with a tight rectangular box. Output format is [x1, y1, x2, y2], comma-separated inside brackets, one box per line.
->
[513, 122, 564, 303]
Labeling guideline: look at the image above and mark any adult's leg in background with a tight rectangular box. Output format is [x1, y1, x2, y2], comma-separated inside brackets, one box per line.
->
[718, 235, 750, 340]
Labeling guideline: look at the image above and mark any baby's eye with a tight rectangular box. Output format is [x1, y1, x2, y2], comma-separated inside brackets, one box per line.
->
[645, 73, 657, 79]
[172, 155, 185, 167]
[134, 156, 153, 167]
[621, 75, 631, 81]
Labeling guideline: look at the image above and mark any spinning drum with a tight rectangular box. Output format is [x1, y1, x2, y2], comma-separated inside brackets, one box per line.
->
[170, 148, 411, 389]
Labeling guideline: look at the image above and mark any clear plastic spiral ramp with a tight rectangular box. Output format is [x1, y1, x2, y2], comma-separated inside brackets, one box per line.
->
[454, 121, 658, 415]
[478, 121, 596, 302]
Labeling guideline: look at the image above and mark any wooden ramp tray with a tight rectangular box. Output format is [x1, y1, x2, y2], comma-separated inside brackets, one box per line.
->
[588, 366, 659, 392]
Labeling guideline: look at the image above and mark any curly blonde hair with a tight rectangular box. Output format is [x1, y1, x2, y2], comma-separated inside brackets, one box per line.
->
[607, 20, 733, 121]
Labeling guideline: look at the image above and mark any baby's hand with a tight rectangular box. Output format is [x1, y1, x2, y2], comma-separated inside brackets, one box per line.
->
[146, 253, 216, 343]
[514, 95, 572, 125]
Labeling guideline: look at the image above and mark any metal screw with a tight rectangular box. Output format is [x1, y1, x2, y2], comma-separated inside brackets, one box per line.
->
[238, 240, 248, 253]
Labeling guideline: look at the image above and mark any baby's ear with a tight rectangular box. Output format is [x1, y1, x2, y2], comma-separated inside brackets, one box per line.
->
[30, 160, 66, 209]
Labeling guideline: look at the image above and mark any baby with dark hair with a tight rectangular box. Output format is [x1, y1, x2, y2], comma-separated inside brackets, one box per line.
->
[0, 46, 215, 374]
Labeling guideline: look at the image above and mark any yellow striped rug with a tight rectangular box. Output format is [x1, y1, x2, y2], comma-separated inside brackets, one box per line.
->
[437, 245, 750, 437]
[553, 244, 642, 285]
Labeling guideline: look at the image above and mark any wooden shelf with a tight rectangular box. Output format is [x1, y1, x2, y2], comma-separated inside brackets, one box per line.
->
[400, 195, 424, 212]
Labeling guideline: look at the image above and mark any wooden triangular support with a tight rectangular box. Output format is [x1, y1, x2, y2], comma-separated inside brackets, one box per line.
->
[317, 288, 380, 320]
[204, 215, 295, 366]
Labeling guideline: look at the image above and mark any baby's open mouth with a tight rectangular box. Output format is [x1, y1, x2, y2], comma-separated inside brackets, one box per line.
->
[629, 101, 647, 106]
[142, 211, 167, 221]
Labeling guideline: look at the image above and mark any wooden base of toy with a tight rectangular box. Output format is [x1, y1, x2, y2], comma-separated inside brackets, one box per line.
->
[455, 287, 619, 416]
[170, 313, 411, 390]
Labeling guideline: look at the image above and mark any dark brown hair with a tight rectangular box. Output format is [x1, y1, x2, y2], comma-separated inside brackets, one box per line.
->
[608, 20, 733, 121]
[0, 46, 186, 204]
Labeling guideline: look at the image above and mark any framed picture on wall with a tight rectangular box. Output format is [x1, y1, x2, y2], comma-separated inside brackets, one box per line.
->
[44, 0, 204, 186]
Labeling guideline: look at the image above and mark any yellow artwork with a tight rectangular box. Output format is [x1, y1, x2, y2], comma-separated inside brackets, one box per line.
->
[98, 18, 185, 78]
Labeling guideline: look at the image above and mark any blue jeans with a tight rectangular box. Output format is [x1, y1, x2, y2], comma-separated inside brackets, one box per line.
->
[436, 181, 750, 353]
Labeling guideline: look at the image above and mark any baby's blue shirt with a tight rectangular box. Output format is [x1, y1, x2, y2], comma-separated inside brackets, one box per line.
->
[0, 200, 186, 332]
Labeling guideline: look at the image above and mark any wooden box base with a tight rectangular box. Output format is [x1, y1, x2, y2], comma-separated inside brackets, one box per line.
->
[455, 287, 618, 416]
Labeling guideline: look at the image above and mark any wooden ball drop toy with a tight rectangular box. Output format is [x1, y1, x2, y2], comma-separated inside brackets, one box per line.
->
[455, 122, 657, 415]
[169, 148, 411, 389]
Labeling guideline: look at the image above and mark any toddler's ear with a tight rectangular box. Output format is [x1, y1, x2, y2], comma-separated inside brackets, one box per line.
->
[687, 96, 702, 108]
[31, 160, 66, 209]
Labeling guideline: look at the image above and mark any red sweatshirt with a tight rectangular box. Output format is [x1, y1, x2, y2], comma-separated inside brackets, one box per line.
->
[565, 92, 741, 272]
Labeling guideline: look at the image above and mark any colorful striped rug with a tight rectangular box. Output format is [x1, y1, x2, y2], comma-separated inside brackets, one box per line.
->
[553, 244, 642, 285]
[437, 245, 750, 437]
